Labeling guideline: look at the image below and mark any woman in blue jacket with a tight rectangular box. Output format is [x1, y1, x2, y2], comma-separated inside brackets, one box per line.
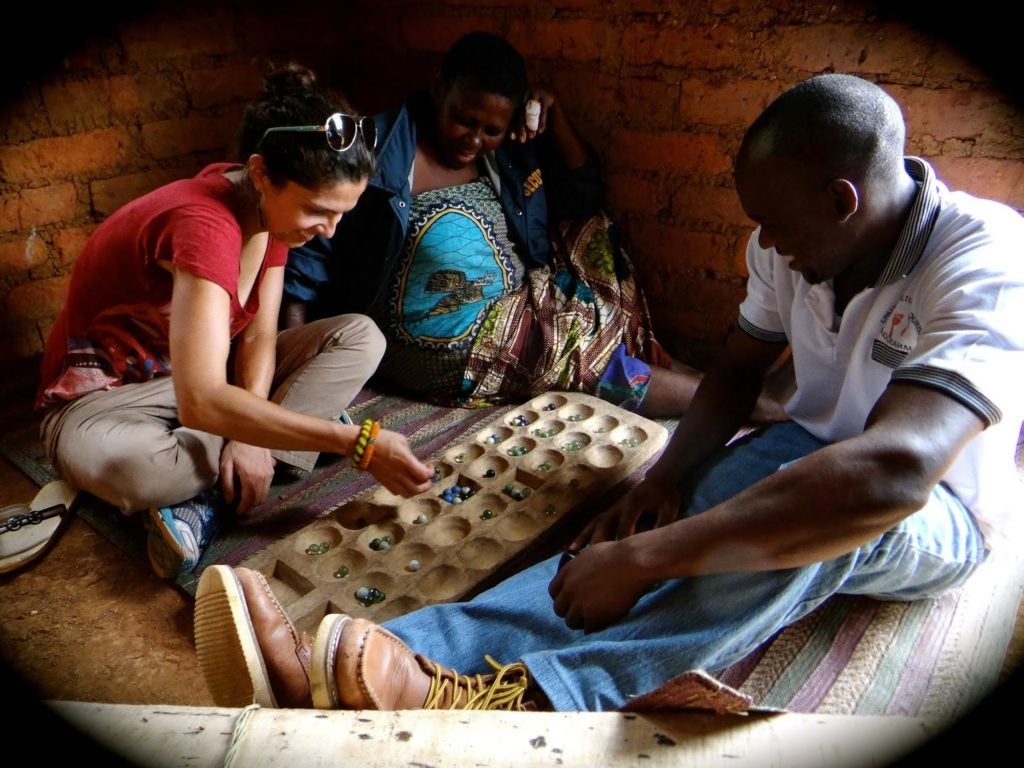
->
[282, 32, 787, 419]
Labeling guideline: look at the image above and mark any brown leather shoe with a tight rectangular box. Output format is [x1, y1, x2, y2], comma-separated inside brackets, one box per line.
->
[194, 565, 312, 708]
[310, 613, 530, 710]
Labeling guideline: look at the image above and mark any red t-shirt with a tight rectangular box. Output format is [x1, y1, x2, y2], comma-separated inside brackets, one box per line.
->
[36, 163, 288, 410]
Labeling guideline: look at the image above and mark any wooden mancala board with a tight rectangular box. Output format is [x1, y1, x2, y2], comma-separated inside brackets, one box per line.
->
[241, 392, 668, 632]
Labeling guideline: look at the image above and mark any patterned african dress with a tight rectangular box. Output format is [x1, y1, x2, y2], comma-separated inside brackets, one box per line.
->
[373, 176, 667, 410]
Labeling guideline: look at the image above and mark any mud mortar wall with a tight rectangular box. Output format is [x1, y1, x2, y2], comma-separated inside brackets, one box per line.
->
[2, 0, 1022, 371]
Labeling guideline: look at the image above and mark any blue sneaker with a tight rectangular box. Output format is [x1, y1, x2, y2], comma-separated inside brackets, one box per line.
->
[146, 490, 224, 579]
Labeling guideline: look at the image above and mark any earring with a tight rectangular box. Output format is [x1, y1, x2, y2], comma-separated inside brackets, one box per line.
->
[256, 194, 266, 229]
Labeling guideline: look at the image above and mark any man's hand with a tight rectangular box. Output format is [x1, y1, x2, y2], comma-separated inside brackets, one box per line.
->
[549, 540, 653, 632]
[219, 440, 276, 517]
[572, 473, 681, 549]
[366, 429, 435, 497]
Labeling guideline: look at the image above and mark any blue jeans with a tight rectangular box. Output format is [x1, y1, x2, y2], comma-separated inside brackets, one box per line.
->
[383, 422, 986, 711]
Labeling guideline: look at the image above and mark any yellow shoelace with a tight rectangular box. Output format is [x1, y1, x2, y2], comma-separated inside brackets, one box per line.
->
[423, 654, 530, 710]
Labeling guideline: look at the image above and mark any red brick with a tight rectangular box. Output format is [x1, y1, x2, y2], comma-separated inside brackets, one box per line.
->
[0, 89, 49, 143]
[892, 85, 998, 142]
[678, 78, 782, 128]
[440, 0, 541, 6]
[547, 72, 622, 128]
[661, 273, 745, 325]
[931, 156, 1024, 210]
[0, 232, 48, 276]
[186, 66, 263, 110]
[610, 130, 732, 177]
[140, 116, 238, 160]
[5, 275, 70, 321]
[617, 78, 683, 131]
[0, 194, 17, 233]
[843, 22, 932, 75]
[0, 319, 46, 360]
[91, 169, 192, 217]
[776, 21, 932, 76]
[653, 282, 744, 349]
[108, 74, 189, 121]
[41, 78, 115, 132]
[120, 8, 240, 64]
[670, 183, 746, 229]
[508, 19, 614, 64]
[606, 172, 665, 217]
[61, 36, 118, 74]
[974, 126, 1024, 162]
[928, 46, 989, 85]
[398, 14, 499, 54]
[773, 24, 854, 73]
[622, 22, 751, 71]
[53, 226, 97, 266]
[0, 184, 77, 233]
[0, 128, 132, 185]
[238, 8, 340, 54]
[628, 221, 740, 277]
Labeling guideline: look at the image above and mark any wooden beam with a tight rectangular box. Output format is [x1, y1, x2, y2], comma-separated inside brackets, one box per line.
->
[53, 702, 938, 768]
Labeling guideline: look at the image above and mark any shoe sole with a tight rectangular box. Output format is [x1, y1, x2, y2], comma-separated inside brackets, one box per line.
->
[146, 507, 194, 578]
[310, 613, 351, 709]
[194, 565, 277, 708]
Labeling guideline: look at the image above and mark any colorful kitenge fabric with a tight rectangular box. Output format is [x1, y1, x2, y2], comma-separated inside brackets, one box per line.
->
[373, 178, 526, 400]
[373, 177, 668, 409]
[39, 304, 173, 408]
[458, 211, 668, 409]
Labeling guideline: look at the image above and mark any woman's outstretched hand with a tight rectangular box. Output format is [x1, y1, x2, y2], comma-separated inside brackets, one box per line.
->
[366, 428, 435, 497]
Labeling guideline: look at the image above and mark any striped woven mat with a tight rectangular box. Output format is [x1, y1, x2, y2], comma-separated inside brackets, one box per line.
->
[2, 388, 1021, 719]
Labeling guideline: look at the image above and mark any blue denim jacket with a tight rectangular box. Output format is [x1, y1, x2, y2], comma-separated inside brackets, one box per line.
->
[283, 91, 604, 318]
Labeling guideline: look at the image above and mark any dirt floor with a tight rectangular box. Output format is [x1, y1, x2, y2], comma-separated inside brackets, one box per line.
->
[0, 361, 213, 710]
[4, 356, 1023, 768]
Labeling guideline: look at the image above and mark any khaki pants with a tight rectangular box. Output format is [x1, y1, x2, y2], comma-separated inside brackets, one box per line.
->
[41, 314, 384, 513]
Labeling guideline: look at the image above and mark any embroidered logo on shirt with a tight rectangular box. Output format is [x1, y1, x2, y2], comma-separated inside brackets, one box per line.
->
[872, 295, 921, 368]
[523, 169, 543, 197]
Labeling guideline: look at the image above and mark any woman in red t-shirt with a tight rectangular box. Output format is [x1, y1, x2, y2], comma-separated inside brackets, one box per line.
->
[37, 63, 434, 579]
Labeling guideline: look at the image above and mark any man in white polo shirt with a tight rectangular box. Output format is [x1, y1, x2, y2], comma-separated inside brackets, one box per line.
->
[193, 73, 1024, 713]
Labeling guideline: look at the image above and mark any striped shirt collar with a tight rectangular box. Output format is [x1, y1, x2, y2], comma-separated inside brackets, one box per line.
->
[874, 156, 942, 287]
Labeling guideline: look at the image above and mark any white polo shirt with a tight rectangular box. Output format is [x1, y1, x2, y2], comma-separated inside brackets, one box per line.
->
[738, 158, 1024, 548]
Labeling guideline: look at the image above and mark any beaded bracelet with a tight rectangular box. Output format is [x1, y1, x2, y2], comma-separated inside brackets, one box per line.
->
[357, 420, 381, 471]
[351, 418, 380, 471]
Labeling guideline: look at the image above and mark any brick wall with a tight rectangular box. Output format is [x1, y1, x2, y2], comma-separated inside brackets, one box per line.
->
[2, 0, 1022, 372]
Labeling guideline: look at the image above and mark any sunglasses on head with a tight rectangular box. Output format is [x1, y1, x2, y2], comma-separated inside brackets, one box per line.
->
[260, 113, 377, 152]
